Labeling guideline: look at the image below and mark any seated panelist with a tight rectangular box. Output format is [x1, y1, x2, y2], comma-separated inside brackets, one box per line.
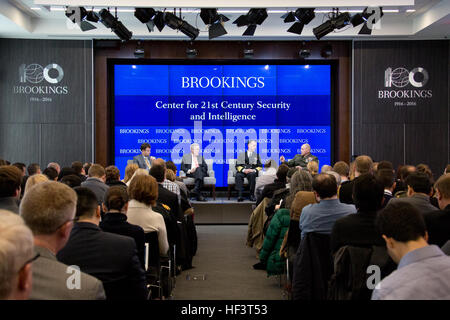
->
[235, 140, 262, 202]
[181, 143, 208, 202]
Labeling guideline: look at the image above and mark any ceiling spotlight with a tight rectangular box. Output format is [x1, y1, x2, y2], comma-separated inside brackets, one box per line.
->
[65, 6, 98, 31]
[283, 8, 315, 35]
[313, 10, 350, 40]
[200, 8, 229, 39]
[164, 12, 199, 40]
[321, 44, 332, 58]
[134, 8, 157, 32]
[99, 9, 133, 41]
[233, 8, 267, 36]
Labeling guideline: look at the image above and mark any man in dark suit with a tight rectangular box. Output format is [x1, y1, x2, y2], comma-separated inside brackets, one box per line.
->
[339, 155, 373, 204]
[181, 143, 208, 201]
[235, 140, 262, 202]
[424, 174, 450, 247]
[150, 159, 183, 221]
[20, 181, 105, 300]
[133, 143, 155, 171]
[376, 169, 396, 208]
[100, 186, 146, 269]
[57, 187, 148, 300]
[331, 174, 386, 253]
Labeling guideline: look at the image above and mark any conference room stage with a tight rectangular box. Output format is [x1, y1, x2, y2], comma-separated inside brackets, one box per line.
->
[109, 59, 335, 223]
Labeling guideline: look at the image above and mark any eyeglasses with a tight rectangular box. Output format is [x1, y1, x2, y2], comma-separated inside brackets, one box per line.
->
[19, 253, 40, 272]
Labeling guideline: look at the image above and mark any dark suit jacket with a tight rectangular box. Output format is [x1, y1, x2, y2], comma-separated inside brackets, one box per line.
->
[81, 177, 109, 204]
[99, 212, 146, 269]
[330, 210, 385, 254]
[57, 222, 147, 300]
[157, 184, 182, 220]
[338, 179, 356, 205]
[256, 179, 287, 206]
[180, 153, 208, 176]
[0, 197, 19, 214]
[424, 204, 450, 247]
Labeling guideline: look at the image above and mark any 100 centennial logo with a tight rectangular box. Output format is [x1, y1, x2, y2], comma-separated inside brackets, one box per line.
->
[378, 66, 432, 99]
[13, 63, 69, 95]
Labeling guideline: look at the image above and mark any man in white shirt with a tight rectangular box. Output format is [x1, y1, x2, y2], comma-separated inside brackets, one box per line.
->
[181, 143, 208, 201]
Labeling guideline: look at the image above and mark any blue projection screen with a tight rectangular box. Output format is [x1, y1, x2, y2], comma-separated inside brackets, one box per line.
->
[113, 62, 332, 187]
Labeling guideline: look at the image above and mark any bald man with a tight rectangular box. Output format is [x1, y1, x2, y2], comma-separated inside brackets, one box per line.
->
[280, 143, 318, 169]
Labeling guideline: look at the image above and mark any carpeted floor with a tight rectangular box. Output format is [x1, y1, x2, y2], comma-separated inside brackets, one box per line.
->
[172, 225, 286, 300]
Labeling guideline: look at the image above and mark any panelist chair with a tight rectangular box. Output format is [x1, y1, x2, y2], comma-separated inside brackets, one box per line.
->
[179, 159, 216, 200]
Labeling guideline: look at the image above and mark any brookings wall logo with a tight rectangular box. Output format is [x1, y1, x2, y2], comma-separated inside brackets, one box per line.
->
[378, 67, 432, 99]
[13, 63, 69, 95]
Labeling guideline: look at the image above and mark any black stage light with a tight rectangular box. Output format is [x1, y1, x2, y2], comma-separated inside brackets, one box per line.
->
[154, 11, 165, 32]
[233, 8, 267, 36]
[65, 6, 97, 31]
[134, 8, 158, 33]
[164, 12, 199, 40]
[284, 8, 315, 35]
[313, 11, 350, 40]
[200, 8, 229, 39]
[99, 9, 133, 41]
[282, 12, 296, 23]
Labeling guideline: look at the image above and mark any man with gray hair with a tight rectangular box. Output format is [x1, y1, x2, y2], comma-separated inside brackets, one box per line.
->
[0, 210, 34, 300]
[20, 181, 105, 300]
[181, 143, 208, 201]
[280, 143, 318, 170]
[47, 162, 61, 175]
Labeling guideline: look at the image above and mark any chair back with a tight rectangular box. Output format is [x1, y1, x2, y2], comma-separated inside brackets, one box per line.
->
[228, 159, 237, 177]
[205, 159, 215, 177]
[144, 231, 161, 272]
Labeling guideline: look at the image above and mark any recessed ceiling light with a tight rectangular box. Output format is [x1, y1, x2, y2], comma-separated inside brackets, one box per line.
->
[31, 7, 41, 11]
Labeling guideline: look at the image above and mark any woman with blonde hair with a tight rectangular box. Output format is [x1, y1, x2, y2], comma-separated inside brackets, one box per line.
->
[122, 163, 139, 184]
[126, 168, 148, 187]
[306, 161, 319, 177]
[24, 174, 48, 195]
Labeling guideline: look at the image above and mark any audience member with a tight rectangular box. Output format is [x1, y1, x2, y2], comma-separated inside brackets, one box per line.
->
[376, 169, 396, 208]
[20, 182, 105, 300]
[83, 163, 92, 177]
[445, 165, 450, 175]
[388, 172, 436, 214]
[150, 160, 182, 221]
[42, 167, 58, 181]
[378, 160, 394, 171]
[0, 166, 22, 214]
[60, 174, 82, 188]
[24, 174, 48, 195]
[47, 162, 61, 175]
[326, 171, 342, 186]
[257, 164, 289, 206]
[424, 174, 450, 247]
[100, 186, 145, 268]
[12, 163, 26, 177]
[71, 161, 87, 182]
[393, 165, 416, 197]
[306, 161, 318, 176]
[299, 173, 356, 239]
[126, 168, 148, 187]
[81, 164, 109, 206]
[105, 165, 127, 188]
[123, 163, 139, 184]
[339, 155, 373, 204]
[127, 175, 169, 256]
[27, 163, 41, 176]
[284, 170, 313, 210]
[57, 187, 147, 300]
[416, 163, 434, 183]
[372, 201, 450, 300]
[372, 162, 379, 173]
[331, 174, 385, 253]
[254, 160, 278, 200]
[0, 211, 34, 300]
[0, 159, 8, 166]
[333, 161, 349, 184]
[321, 165, 333, 173]
[58, 167, 76, 181]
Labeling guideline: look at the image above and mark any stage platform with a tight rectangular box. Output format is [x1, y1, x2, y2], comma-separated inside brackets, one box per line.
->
[190, 197, 254, 225]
